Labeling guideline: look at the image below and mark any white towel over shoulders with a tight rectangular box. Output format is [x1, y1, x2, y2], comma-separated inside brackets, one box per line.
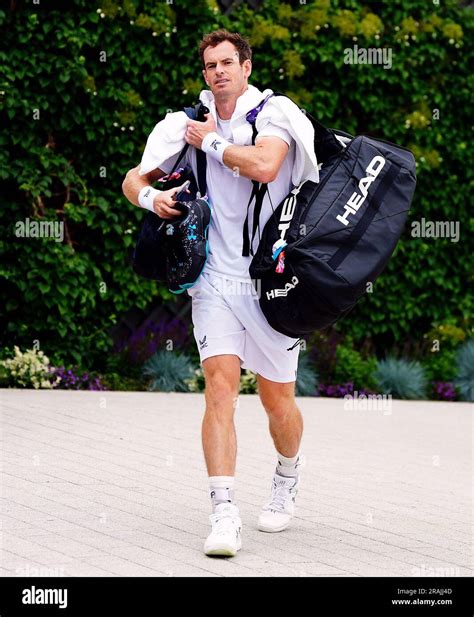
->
[138, 85, 319, 184]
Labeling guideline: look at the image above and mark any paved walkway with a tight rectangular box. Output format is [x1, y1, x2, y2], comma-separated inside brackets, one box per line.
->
[0, 389, 472, 577]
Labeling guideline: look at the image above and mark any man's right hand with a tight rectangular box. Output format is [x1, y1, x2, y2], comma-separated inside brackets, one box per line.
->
[153, 182, 190, 219]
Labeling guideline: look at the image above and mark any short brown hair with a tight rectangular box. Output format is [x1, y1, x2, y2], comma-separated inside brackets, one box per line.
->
[199, 29, 252, 68]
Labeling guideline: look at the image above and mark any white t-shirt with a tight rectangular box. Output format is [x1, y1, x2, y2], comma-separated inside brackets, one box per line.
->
[159, 112, 296, 282]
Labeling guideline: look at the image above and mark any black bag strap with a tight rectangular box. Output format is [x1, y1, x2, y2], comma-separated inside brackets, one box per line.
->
[196, 148, 207, 197]
[241, 90, 337, 257]
[166, 101, 209, 190]
[250, 182, 269, 253]
[327, 162, 399, 270]
[242, 111, 270, 257]
[166, 145, 189, 178]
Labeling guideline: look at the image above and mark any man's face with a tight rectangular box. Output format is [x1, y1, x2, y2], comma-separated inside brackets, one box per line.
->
[202, 41, 251, 98]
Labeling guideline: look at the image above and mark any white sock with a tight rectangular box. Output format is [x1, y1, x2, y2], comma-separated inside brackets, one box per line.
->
[209, 476, 235, 512]
[276, 450, 301, 478]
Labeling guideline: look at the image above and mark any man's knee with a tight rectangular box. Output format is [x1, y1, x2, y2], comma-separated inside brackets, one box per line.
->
[259, 380, 297, 421]
[203, 355, 241, 411]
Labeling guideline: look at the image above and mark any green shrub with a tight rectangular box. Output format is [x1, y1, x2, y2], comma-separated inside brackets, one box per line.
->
[422, 348, 457, 382]
[142, 351, 195, 392]
[295, 353, 318, 396]
[1, 346, 58, 389]
[240, 369, 258, 394]
[333, 344, 378, 391]
[100, 373, 148, 392]
[374, 358, 427, 399]
[426, 323, 467, 349]
[454, 340, 474, 402]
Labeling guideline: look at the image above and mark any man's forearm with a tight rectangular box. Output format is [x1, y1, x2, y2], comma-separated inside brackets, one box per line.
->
[221, 144, 271, 183]
[122, 166, 165, 206]
[122, 171, 147, 206]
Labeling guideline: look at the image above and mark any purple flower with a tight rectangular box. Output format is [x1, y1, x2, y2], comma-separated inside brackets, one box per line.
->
[52, 366, 105, 391]
[432, 381, 457, 401]
[114, 315, 191, 365]
[318, 382, 357, 398]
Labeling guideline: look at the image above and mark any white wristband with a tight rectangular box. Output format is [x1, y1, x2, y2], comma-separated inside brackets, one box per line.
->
[138, 186, 161, 213]
[201, 132, 231, 164]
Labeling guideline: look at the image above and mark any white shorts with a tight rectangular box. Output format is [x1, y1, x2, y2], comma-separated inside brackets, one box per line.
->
[187, 271, 300, 383]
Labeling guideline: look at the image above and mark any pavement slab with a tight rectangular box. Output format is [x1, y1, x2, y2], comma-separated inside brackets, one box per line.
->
[0, 389, 472, 577]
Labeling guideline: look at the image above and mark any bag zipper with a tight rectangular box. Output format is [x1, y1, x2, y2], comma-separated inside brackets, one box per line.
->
[331, 128, 413, 155]
[363, 134, 414, 154]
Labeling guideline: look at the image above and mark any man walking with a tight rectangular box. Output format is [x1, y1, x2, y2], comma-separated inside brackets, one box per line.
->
[122, 30, 306, 557]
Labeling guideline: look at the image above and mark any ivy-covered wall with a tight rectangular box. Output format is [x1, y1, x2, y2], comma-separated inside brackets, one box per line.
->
[1, 0, 472, 369]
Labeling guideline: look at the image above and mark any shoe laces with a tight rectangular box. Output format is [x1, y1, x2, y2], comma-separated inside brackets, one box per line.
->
[264, 477, 296, 513]
[209, 507, 240, 536]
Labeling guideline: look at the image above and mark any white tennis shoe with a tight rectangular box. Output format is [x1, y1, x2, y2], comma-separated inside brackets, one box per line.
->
[204, 503, 242, 556]
[258, 472, 299, 533]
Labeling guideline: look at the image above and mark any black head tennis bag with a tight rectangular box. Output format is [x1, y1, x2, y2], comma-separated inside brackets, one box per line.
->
[249, 109, 416, 338]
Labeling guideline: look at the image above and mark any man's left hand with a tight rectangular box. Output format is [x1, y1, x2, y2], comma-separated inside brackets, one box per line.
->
[185, 113, 217, 149]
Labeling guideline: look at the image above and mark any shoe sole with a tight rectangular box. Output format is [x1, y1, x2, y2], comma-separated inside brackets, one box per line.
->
[257, 521, 291, 533]
[204, 541, 241, 557]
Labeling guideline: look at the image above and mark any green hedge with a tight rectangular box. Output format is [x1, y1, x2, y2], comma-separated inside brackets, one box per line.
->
[1, 0, 472, 370]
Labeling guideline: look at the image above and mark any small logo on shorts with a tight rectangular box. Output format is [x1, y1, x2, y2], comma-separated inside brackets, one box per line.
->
[199, 335, 208, 350]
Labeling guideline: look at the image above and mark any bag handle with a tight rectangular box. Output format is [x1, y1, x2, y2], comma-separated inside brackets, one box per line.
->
[164, 102, 210, 184]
